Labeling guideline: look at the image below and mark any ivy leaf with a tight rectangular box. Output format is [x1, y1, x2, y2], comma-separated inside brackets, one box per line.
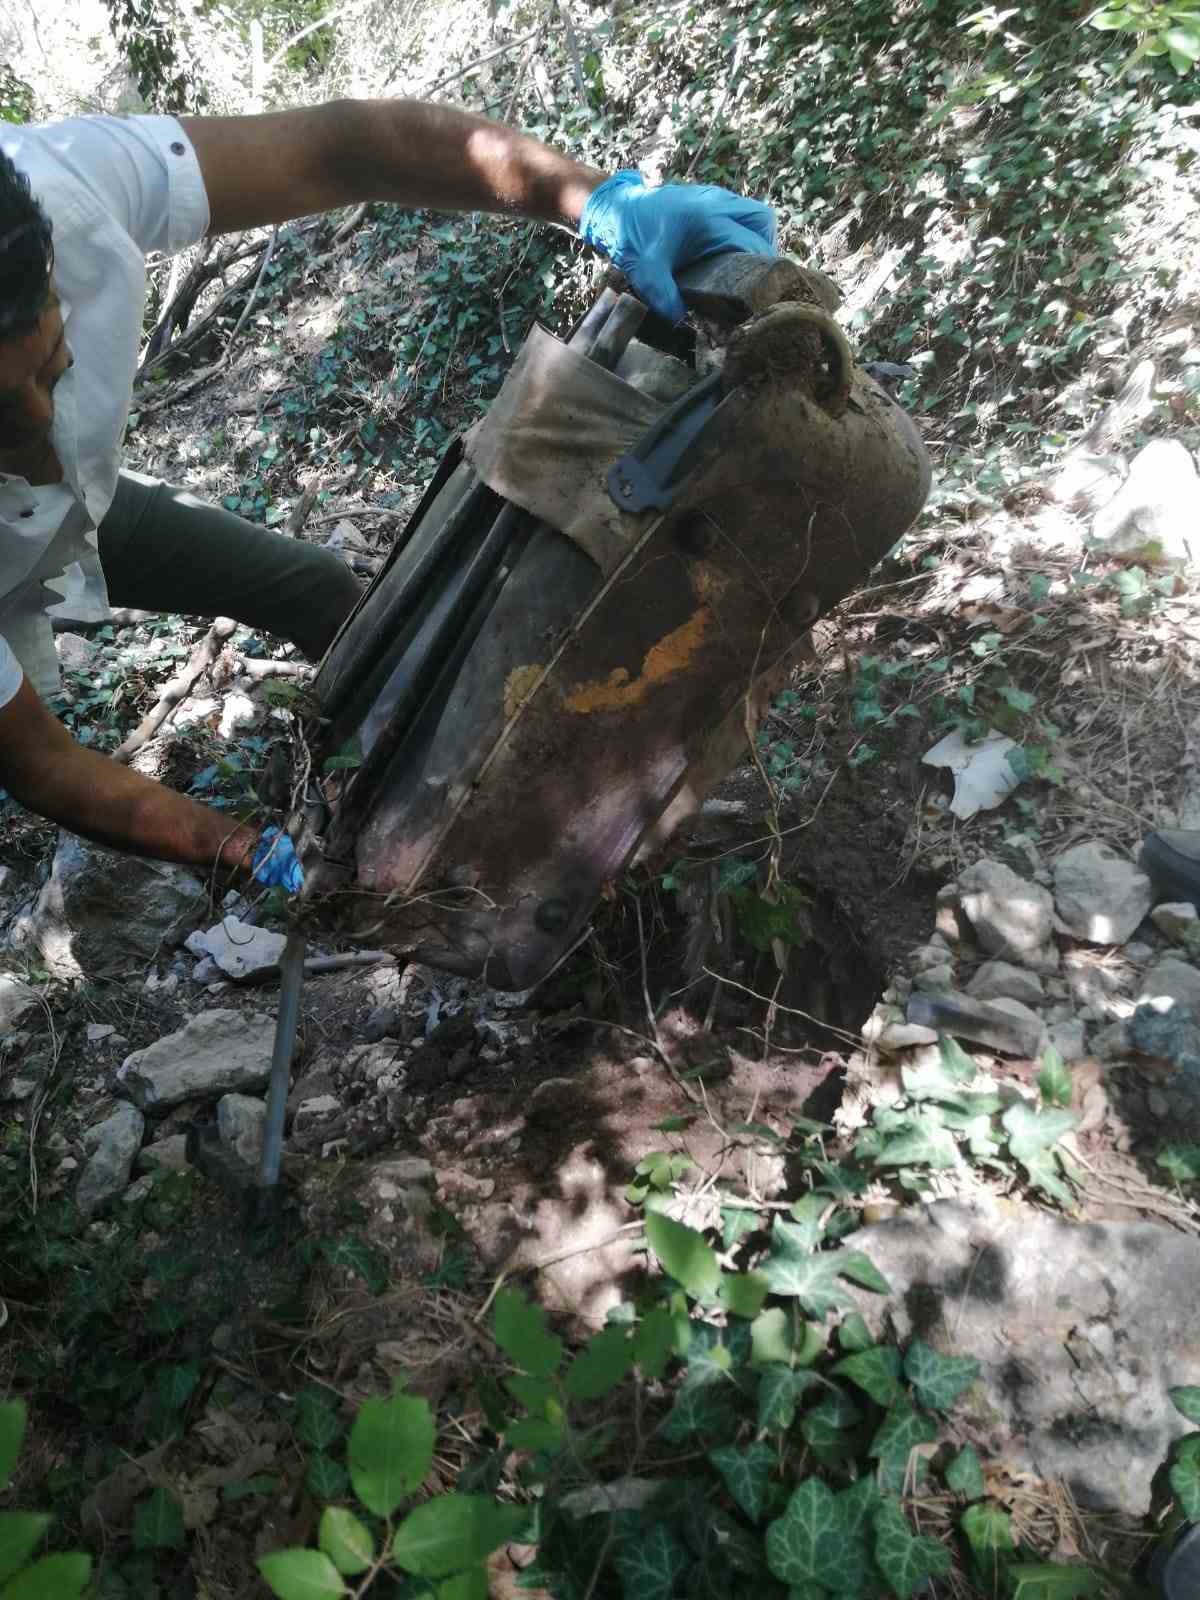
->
[1002, 1104, 1078, 1204]
[613, 1522, 691, 1600]
[765, 1479, 875, 1595]
[962, 1502, 1015, 1554]
[634, 1307, 679, 1379]
[505, 1375, 553, 1413]
[155, 1362, 200, 1412]
[762, 1227, 887, 1316]
[391, 1495, 526, 1578]
[306, 1454, 349, 1501]
[904, 1339, 980, 1411]
[874, 1112, 959, 1170]
[1170, 1450, 1200, 1518]
[437, 1568, 488, 1600]
[295, 1391, 343, 1452]
[319, 1235, 389, 1295]
[807, 1158, 870, 1200]
[721, 1204, 760, 1250]
[945, 1445, 986, 1499]
[0, 1513, 50, 1586]
[1037, 1046, 1072, 1109]
[132, 1488, 185, 1551]
[717, 1271, 770, 1319]
[258, 1549, 348, 1600]
[565, 1327, 633, 1401]
[505, 1418, 565, 1452]
[939, 1035, 979, 1082]
[348, 1390, 435, 1518]
[661, 1381, 739, 1442]
[834, 1345, 904, 1407]
[900, 1058, 984, 1111]
[0, 1554, 92, 1599]
[0, 1402, 24, 1492]
[838, 1252, 891, 1295]
[758, 1366, 819, 1433]
[709, 1443, 775, 1523]
[1158, 1144, 1200, 1185]
[645, 1212, 721, 1299]
[750, 1307, 794, 1366]
[873, 1496, 951, 1598]
[318, 1508, 375, 1577]
[839, 1313, 874, 1353]
[870, 1403, 938, 1494]
[786, 1194, 830, 1253]
[1169, 1387, 1200, 1424]
[1007, 1563, 1107, 1599]
[493, 1289, 563, 1378]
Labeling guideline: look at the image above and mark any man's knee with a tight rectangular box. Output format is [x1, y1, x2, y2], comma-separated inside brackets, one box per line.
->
[290, 545, 361, 660]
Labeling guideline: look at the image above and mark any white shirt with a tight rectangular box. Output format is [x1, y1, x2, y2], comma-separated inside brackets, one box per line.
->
[0, 114, 210, 709]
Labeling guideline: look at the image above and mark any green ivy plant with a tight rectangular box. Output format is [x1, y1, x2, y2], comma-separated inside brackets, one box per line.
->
[0, 1400, 91, 1598]
[1088, 0, 1200, 74]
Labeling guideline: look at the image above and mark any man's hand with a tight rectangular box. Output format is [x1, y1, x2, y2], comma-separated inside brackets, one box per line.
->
[578, 171, 777, 325]
[0, 675, 261, 880]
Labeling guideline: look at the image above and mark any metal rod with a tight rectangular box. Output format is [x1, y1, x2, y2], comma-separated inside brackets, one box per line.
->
[258, 928, 306, 1189]
[586, 292, 649, 373]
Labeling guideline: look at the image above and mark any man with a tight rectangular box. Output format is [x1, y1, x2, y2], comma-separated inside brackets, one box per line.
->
[0, 99, 775, 891]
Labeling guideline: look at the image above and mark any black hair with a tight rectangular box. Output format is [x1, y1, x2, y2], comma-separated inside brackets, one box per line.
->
[0, 148, 52, 342]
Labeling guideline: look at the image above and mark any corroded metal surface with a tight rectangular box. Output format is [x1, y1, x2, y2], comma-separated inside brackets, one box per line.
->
[309, 258, 930, 987]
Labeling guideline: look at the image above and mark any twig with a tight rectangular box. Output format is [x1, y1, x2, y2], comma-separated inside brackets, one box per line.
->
[263, 0, 375, 74]
[685, 35, 748, 177]
[236, 657, 312, 681]
[556, 0, 586, 99]
[286, 485, 319, 537]
[632, 893, 664, 1058]
[226, 226, 278, 351]
[303, 951, 392, 976]
[700, 965, 863, 1050]
[113, 617, 238, 763]
[418, 29, 542, 97]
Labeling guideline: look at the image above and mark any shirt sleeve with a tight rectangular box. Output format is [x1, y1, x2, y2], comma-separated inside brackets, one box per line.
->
[0, 634, 24, 712]
[29, 114, 210, 257]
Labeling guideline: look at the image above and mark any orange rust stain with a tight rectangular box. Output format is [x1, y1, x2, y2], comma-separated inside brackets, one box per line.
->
[564, 607, 711, 714]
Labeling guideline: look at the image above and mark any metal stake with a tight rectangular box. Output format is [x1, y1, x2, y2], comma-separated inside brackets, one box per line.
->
[257, 927, 306, 1196]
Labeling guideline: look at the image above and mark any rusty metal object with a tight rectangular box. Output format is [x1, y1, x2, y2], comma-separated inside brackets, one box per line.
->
[307, 253, 930, 987]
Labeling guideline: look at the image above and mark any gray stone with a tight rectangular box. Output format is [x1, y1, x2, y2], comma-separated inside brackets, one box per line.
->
[56, 631, 100, 673]
[216, 1093, 267, 1166]
[135, 1134, 190, 1173]
[1093, 1020, 1130, 1061]
[1091, 438, 1199, 565]
[1125, 942, 1155, 967]
[1140, 957, 1200, 1015]
[843, 1200, 1200, 1513]
[1047, 1019, 1087, 1062]
[287, 1070, 337, 1115]
[86, 1022, 116, 1045]
[293, 1093, 341, 1133]
[1152, 902, 1200, 946]
[1054, 841, 1154, 945]
[7, 833, 206, 979]
[121, 1175, 156, 1205]
[907, 943, 951, 975]
[907, 990, 1045, 1058]
[76, 1104, 145, 1216]
[958, 860, 1055, 965]
[362, 1005, 401, 1043]
[912, 963, 954, 993]
[0, 973, 37, 1035]
[120, 1010, 276, 1109]
[877, 1021, 939, 1051]
[966, 960, 1045, 1006]
[195, 917, 287, 983]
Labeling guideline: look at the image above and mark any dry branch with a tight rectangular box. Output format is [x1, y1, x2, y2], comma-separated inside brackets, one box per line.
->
[113, 617, 238, 764]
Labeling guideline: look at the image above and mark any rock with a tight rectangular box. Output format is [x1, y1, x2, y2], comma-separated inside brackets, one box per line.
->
[1153, 902, 1200, 946]
[86, 1022, 116, 1045]
[218, 692, 259, 740]
[76, 1105, 145, 1216]
[957, 860, 1055, 966]
[0, 972, 37, 1035]
[912, 963, 954, 993]
[121, 1175, 156, 1205]
[120, 1010, 276, 1110]
[1125, 941, 1154, 966]
[935, 885, 975, 949]
[843, 1200, 1200, 1513]
[1140, 957, 1200, 1016]
[1090, 438, 1199, 565]
[966, 960, 1045, 1006]
[907, 990, 1045, 1058]
[56, 631, 101, 673]
[908, 942, 952, 975]
[3, 1076, 37, 1101]
[1054, 841, 1154, 945]
[1047, 1019, 1087, 1062]
[135, 1135, 190, 1173]
[876, 1021, 939, 1050]
[191, 957, 218, 983]
[216, 1094, 267, 1166]
[195, 917, 287, 983]
[7, 833, 206, 979]
[1093, 1020, 1130, 1061]
[1147, 1088, 1171, 1119]
[286, 1070, 337, 1115]
[362, 1005, 401, 1043]
[293, 1093, 340, 1133]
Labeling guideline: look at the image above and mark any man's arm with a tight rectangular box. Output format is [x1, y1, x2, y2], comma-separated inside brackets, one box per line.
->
[0, 677, 259, 879]
[181, 99, 605, 237]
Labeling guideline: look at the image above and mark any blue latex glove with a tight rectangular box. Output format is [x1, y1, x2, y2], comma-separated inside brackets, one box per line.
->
[252, 826, 304, 894]
[579, 170, 777, 326]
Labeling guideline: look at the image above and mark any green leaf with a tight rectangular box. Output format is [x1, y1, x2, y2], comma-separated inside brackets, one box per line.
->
[873, 1496, 951, 1598]
[645, 1212, 721, 1299]
[1166, 25, 1200, 61]
[565, 1326, 633, 1401]
[0, 1554, 92, 1599]
[900, 1058, 983, 1110]
[1170, 1450, 1200, 1518]
[945, 1445, 986, 1499]
[750, 1307, 795, 1366]
[962, 1502, 1015, 1554]
[0, 1403, 24, 1493]
[717, 1270, 770, 1319]
[295, 1391, 343, 1451]
[319, 1235, 389, 1294]
[1001, 1103, 1078, 1203]
[709, 1443, 775, 1524]
[786, 1193, 830, 1252]
[132, 1488, 185, 1551]
[257, 1549, 348, 1600]
[437, 1568, 488, 1600]
[1170, 1387, 1200, 1424]
[306, 1454, 349, 1501]
[1008, 1563, 1106, 1599]
[504, 1418, 565, 1452]
[391, 1495, 526, 1578]
[904, 1339, 980, 1411]
[1037, 1046, 1072, 1109]
[155, 1362, 201, 1412]
[221, 1476, 278, 1502]
[347, 1390, 435, 1518]
[834, 1345, 904, 1406]
[493, 1289, 563, 1378]
[614, 1522, 690, 1600]
[634, 1306, 678, 1379]
[762, 1225, 886, 1315]
[765, 1479, 876, 1595]
[870, 1404, 938, 1494]
[0, 1513, 49, 1586]
[721, 1203, 760, 1251]
[939, 1035, 979, 1082]
[838, 1252, 892, 1295]
[874, 1113, 959, 1170]
[1157, 1144, 1200, 1185]
[839, 1313, 874, 1353]
[661, 1379, 740, 1442]
[653, 1115, 695, 1133]
[758, 1366, 819, 1433]
[505, 1375, 553, 1413]
[319, 1508, 375, 1577]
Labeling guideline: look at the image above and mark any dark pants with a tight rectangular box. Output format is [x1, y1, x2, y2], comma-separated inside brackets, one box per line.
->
[97, 471, 362, 660]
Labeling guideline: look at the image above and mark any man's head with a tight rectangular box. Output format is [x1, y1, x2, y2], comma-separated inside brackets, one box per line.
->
[0, 149, 63, 456]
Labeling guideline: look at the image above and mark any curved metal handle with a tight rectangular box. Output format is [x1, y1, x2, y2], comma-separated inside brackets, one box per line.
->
[727, 302, 853, 419]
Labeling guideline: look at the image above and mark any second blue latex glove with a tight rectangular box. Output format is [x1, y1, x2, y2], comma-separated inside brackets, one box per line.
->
[579, 169, 777, 326]
[252, 826, 304, 894]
